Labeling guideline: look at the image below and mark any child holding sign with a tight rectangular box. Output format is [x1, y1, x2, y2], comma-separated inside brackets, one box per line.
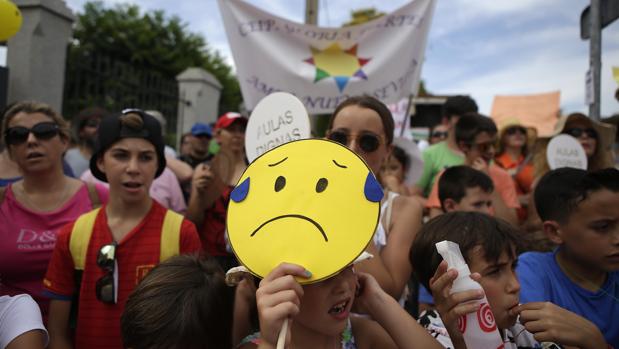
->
[410, 212, 607, 349]
[239, 263, 443, 349]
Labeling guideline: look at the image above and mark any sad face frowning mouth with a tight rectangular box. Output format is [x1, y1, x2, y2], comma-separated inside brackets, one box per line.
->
[250, 214, 328, 242]
[227, 139, 383, 284]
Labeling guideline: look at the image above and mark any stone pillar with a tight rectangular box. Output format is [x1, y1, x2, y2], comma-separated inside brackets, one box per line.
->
[176, 67, 222, 139]
[6, 0, 74, 112]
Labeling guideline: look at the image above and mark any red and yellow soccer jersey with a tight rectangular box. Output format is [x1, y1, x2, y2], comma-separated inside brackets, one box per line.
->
[43, 201, 200, 349]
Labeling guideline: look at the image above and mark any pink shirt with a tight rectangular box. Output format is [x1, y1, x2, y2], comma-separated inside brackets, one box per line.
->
[80, 167, 187, 214]
[0, 182, 109, 317]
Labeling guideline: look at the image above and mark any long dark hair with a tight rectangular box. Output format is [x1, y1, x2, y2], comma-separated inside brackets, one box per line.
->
[328, 95, 394, 145]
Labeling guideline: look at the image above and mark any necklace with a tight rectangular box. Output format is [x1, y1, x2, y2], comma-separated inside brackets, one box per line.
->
[17, 180, 72, 212]
[556, 253, 619, 303]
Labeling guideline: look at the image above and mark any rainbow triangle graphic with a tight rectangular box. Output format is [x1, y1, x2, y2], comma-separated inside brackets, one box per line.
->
[303, 43, 371, 92]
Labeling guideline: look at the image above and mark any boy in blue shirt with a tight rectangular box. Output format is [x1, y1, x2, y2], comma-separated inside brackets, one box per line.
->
[517, 167, 619, 347]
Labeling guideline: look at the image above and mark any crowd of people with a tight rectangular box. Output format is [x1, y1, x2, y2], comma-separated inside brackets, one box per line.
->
[0, 93, 617, 349]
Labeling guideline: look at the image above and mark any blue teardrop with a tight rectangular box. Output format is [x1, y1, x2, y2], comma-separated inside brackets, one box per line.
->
[364, 172, 383, 202]
[231, 177, 250, 203]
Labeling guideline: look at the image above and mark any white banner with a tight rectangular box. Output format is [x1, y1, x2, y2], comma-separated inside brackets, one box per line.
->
[218, 0, 436, 114]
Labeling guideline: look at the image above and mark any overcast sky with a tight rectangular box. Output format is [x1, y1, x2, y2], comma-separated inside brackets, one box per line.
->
[4, 0, 619, 117]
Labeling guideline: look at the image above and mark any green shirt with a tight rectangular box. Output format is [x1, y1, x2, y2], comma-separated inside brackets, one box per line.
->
[416, 141, 464, 196]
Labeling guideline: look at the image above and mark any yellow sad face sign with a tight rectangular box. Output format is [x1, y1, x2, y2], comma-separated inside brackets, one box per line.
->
[227, 139, 382, 283]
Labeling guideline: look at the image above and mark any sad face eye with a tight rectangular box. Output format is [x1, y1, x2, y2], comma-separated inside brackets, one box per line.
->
[316, 178, 328, 193]
[274, 176, 286, 192]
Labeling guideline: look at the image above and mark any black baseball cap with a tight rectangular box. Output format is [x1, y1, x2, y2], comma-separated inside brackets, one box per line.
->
[89, 109, 166, 182]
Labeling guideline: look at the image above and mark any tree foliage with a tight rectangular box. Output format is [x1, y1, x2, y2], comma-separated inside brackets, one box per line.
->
[342, 8, 385, 27]
[68, 1, 241, 114]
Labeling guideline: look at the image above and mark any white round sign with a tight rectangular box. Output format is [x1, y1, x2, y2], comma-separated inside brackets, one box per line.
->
[546, 134, 588, 170]
[245, 92, 311, 162]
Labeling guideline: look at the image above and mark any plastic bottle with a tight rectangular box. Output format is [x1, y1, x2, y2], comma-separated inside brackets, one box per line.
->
[436, 240, 503, 349]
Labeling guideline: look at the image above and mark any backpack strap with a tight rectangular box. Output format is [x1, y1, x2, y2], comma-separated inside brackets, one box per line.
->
[85, 182, 101, 209]
[70, 208, 101, 270]
[160, 209, 183, 262]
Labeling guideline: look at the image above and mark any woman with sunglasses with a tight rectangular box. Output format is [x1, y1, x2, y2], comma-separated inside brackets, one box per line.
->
[495, 122, 535, 221]
[0, 101, 109, 320]
[326, 95, 423, 300]
[533, 113, 615, 178]
[43, 110, 201, 349]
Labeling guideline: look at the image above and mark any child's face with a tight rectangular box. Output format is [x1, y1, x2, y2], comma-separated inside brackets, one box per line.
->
[467, 246, 520, 330]
[381, 156, 405, 183]
[97, 138, 158, 203]
[453, 187, 493, 215]
[296, 266, 357, 336]
[557, 189, 619, 272]
[463, 132, 496, 164]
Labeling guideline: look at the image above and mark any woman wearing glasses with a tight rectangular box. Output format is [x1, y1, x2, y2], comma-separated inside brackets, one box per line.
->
[0, 101, 109, 319]
[533, 113, 615, 177]
[43, 110, 201, 349]
[325, 95, 423, 301]
[495, 122, 535, 222]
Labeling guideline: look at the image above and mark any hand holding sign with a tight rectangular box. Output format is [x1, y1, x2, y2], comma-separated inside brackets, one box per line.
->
[245, 92, 311, 162]
[546, 134, 588, 170]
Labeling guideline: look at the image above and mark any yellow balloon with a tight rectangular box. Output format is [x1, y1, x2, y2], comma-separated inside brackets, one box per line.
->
[0, 0, 22, 41]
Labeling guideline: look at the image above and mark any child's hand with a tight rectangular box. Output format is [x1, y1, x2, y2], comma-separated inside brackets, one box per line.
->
[471, 157, 489, 174]
[256, 263, 311, 348]
[353, 271, 385, 314]
[429, 261, 484, 339]
[512, 302, 607, 349]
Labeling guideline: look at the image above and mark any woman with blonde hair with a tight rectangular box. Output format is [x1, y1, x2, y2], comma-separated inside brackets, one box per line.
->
[0, 101, 108, 318]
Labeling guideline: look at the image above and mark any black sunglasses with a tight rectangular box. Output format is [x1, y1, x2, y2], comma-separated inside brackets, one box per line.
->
[4, 122, 60, 146]
[505, 126, 526, 136]
[95, 243, 117, 304]
[431, 131, 448, 139]
[563, 127, 597, 139]
[327, 130, 382, 153]
[470, 140, 496, 153]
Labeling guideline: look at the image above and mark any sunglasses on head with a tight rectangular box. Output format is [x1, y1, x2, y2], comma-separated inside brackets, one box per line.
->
[431, 131, 448, 139]
[327, 130, 382, 153]
[95, 243, 117, 304]
[505, 126, 526, 136]
[563, 127, 597, 139]
[4, 122, 60, 146]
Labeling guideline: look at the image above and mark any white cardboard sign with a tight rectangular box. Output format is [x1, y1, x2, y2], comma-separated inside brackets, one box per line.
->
[546, 134, 588, 170]
[245, 92, 311, 162]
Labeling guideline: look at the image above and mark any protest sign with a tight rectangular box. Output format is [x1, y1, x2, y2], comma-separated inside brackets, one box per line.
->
[546, 134, 588, 170]
[218, 0, 436, 114]
[227, 139, 382, 284]
[245, 92, 311, 162]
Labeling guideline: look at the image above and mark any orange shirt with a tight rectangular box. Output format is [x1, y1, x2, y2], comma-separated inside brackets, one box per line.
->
[426, 164, 520, 209]
[495, 153, 534, 194]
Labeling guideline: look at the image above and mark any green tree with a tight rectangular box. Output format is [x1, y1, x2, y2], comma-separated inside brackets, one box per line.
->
[342, 8, 385, 27]
[66, 1, 241, 117]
